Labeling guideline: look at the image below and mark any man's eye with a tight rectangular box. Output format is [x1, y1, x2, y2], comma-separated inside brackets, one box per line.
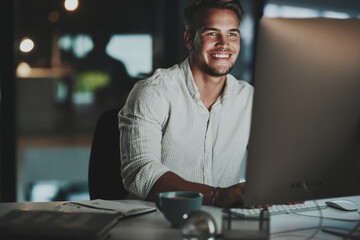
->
[207, 32, 216, 36]
[229, 32, 237, 37]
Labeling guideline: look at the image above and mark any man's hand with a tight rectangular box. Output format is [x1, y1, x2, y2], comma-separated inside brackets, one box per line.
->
[215, 183, 245, 208]
[214, 183, 304, 209]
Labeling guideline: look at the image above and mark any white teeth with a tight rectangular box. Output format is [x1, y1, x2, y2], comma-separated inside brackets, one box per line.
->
[212, 54, 229, 58]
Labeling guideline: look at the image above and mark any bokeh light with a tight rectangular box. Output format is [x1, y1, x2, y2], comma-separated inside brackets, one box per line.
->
[64, 0, 79, 11]
[19, 38, 35, 53]
[48, 11, 60, 23]
[16, 62, 31, 77]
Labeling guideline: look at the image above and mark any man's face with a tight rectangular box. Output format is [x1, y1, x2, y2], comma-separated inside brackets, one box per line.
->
[186, 8, 240, 77]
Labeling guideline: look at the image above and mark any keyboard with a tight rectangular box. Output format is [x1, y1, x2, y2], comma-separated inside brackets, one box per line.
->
[227, 201, 327, 218]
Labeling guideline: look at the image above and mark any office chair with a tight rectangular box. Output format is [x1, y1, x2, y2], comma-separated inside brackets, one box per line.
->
[88, 108, 128, 200]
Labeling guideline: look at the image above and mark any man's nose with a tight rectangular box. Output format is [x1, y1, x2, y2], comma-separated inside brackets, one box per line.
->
[215, 35, 229, 47]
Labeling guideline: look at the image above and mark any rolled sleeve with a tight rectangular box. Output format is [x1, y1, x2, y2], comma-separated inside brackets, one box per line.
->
[118, 79, 169, 199]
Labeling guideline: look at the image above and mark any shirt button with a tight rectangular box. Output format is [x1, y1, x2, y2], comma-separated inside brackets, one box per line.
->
[195, 92, 200, 99]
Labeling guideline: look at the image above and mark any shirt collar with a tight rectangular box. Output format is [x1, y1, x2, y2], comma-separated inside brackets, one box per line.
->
[180, 57, 231, 104]
[181, 57, 201, 101]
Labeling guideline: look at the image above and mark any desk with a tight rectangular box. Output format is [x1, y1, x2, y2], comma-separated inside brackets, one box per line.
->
[0, 196, 359, 240]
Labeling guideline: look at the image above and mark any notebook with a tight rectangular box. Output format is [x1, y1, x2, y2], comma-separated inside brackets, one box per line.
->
[0, 209, 118, 240]
[0, 200, 156, 240]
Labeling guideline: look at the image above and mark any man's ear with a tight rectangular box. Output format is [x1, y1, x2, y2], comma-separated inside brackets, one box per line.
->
[184, 31, 193, 50]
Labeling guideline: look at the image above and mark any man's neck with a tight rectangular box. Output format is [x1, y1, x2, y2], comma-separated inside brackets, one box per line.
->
[190, 64, 227, 110]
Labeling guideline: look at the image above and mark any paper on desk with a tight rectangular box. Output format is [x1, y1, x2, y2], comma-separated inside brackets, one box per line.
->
[55, 199, 156, 218]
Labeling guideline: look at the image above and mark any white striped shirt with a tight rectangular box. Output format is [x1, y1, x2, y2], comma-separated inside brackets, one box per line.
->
[118, 58, 253, 199]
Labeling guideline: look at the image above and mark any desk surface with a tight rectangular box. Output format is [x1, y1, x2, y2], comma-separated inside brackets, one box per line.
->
[0, 196, 359, 240]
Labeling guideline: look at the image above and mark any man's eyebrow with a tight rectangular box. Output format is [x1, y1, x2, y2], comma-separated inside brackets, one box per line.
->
[230, 28, 240, 33]
[201, 27, 219, 32]
[201, 27, 240, 33]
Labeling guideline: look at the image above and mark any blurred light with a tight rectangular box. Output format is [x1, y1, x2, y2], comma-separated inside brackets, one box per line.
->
[72, 92, 94, 104]
[55, 81, 68, 103]
[67, 192, 90, 201]
[48, 11, 60, 23]
[264, 4, 319, 18]
[64, 0, 79, 11]
[19, 38, 34, 53]
[75, 71, 110, 92]
[58, 34, 72, 51]
[323, 11, 350, 19]
[239, 16, 253, 46]
[73, 34, 93, 58]
[16, 62, 32, 77]
[59, 34, 93, 58]
[106, 34, 153, 77]
[30, 181, 59, 202]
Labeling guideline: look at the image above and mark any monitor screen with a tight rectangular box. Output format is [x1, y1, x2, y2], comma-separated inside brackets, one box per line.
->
[244, 18, 360, 206]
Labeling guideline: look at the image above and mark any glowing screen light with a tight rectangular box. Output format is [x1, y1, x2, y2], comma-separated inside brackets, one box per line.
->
[64, 0, 79, 11]
[19, 38, 35, 53]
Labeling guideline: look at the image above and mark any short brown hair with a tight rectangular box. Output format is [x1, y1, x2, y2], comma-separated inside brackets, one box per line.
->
[184, 0, 245, 38]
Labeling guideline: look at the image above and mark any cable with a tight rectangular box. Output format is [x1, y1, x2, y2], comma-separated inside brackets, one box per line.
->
[271, 226, 324, 236]
[269, 199, 325, 240]
[290, 212, 360, 222]
[301, 182, 324, 240]
[345, 222, 360, 240]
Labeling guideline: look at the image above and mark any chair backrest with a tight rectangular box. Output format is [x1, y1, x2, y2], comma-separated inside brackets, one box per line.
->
[88, 108, 128, 200]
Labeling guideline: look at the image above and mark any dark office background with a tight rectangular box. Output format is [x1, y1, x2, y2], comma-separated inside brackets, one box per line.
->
[0, 0, 359, 202]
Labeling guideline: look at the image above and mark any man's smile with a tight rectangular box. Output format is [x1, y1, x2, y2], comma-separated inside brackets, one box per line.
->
[210, 53, 231, 59]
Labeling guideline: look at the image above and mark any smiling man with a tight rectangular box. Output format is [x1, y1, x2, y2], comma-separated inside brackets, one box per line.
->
[118, 0, 253, 208]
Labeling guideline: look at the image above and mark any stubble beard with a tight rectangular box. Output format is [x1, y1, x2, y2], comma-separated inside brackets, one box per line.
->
[201, 61, 235, 77]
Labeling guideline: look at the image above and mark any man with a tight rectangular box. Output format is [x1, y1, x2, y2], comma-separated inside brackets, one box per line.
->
[118, 0, 253, 208]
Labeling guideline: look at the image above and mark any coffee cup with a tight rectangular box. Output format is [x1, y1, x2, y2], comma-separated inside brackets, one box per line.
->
[155, 191, 203, 227]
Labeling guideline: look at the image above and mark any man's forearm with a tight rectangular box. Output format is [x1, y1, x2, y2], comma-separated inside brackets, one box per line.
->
[146, 171, 246, 208]
[146, 171, 214, 205]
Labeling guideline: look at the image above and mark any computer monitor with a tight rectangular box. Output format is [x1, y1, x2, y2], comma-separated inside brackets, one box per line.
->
[244, 18, 360, 206]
